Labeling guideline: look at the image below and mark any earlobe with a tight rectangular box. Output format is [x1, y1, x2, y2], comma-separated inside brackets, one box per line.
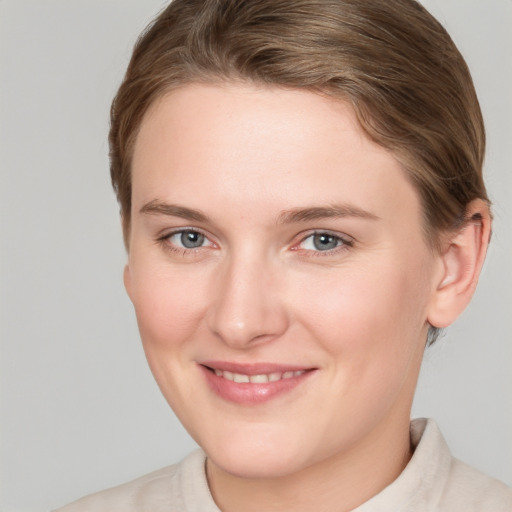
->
[427, 199, 491, 328]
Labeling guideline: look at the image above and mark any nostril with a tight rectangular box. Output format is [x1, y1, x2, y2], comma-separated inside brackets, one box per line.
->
[206, 264, 290, 348]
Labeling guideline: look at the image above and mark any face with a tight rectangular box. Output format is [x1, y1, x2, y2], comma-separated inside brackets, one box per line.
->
[125, 83, 441, 479]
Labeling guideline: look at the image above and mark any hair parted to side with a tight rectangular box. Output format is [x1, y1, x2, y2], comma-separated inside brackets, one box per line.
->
[109, 0, 488, 344]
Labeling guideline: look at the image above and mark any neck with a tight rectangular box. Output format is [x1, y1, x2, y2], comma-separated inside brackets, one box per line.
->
[206, 413, 413, 512]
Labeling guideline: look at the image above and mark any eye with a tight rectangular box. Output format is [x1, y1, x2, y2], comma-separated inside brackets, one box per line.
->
[165, 229, 212, 249]
[298, 232, 351, 252]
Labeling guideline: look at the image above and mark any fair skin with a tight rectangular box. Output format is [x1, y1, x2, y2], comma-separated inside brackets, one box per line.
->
[124, 83, 490, 512]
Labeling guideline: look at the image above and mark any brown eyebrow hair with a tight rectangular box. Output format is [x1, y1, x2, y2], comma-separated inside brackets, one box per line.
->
[140, 200, 379, 225]
[140, 200, 209, 223]
[276, 205, 380, 224]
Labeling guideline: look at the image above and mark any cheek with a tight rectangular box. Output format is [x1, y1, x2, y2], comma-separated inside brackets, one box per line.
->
[128, 257, 210, 357]
[290, 254, 431, 365]
[127, 260, 213, 420]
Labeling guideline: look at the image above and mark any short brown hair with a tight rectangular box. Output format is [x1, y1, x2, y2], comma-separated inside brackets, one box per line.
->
[109, 0, 489, 342]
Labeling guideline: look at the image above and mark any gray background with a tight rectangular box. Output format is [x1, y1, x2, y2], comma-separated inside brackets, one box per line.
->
[0, 1, 510, 511]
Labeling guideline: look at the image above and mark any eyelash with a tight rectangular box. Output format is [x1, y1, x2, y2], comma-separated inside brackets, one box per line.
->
[156, 228, 214, 256]
[292, 230, 354, 257]
[156, 228, 354, 257]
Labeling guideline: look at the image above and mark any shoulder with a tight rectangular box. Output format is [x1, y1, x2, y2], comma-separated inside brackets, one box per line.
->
[358, 419, 512, 512]
[439, 457, 512, 512]
[53, 466, 179, 512]
[52, 450, 206, 512]
[410, 419, 512, 511]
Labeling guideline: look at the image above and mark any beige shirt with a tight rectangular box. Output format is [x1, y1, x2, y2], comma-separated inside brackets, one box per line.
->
[54, 419, 512, 511]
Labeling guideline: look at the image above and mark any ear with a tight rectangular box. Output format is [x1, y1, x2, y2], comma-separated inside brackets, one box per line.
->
[123, 263, 133, 302]
[427, 199, 491, 328]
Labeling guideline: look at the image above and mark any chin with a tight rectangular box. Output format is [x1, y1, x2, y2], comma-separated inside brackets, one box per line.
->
[202, 425, 313, 479]
[211, 450, 306, 480]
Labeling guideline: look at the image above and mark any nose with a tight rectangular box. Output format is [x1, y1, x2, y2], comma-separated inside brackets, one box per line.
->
[206, 252, 289, 349]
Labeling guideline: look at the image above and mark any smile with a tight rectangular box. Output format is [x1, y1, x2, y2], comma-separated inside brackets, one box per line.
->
[212, 369, 306, 383]
[199, 362, 315, 405]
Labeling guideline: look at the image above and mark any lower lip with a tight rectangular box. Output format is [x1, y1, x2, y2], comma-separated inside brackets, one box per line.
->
[199, 365, 315, 405]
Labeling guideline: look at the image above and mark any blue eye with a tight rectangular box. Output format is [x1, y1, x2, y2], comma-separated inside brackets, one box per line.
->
[168, 230, 209, 249]
[300, 233, 347, 251]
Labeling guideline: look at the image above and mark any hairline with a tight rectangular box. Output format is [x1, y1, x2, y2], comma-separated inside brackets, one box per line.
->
[121, 76, 449, 253]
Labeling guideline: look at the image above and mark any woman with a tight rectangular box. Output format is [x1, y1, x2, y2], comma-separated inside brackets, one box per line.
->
[55, 0, 512, 510]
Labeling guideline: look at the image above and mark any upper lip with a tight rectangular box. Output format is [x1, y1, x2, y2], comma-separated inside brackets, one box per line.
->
[200, 361, 316, 375]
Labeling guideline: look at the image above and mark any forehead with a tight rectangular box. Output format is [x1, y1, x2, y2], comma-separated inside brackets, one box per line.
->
[134, 83, 371, 169]
[131, 83, 422, 229]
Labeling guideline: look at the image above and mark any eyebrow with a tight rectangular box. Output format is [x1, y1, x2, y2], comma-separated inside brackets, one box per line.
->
[140, 200, 379, 224]
[140, 200, 209, 223]
[276, 205, 380, 224]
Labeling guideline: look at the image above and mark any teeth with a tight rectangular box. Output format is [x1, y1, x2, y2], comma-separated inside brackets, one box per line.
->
[212, 369, 306, 383]
[233, 373, 250, 383]
[249, 374, 269, 384]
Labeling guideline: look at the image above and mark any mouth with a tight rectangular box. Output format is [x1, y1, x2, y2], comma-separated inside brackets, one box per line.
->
[198, 362, 316, 405]
[207, 367, 307, 383]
